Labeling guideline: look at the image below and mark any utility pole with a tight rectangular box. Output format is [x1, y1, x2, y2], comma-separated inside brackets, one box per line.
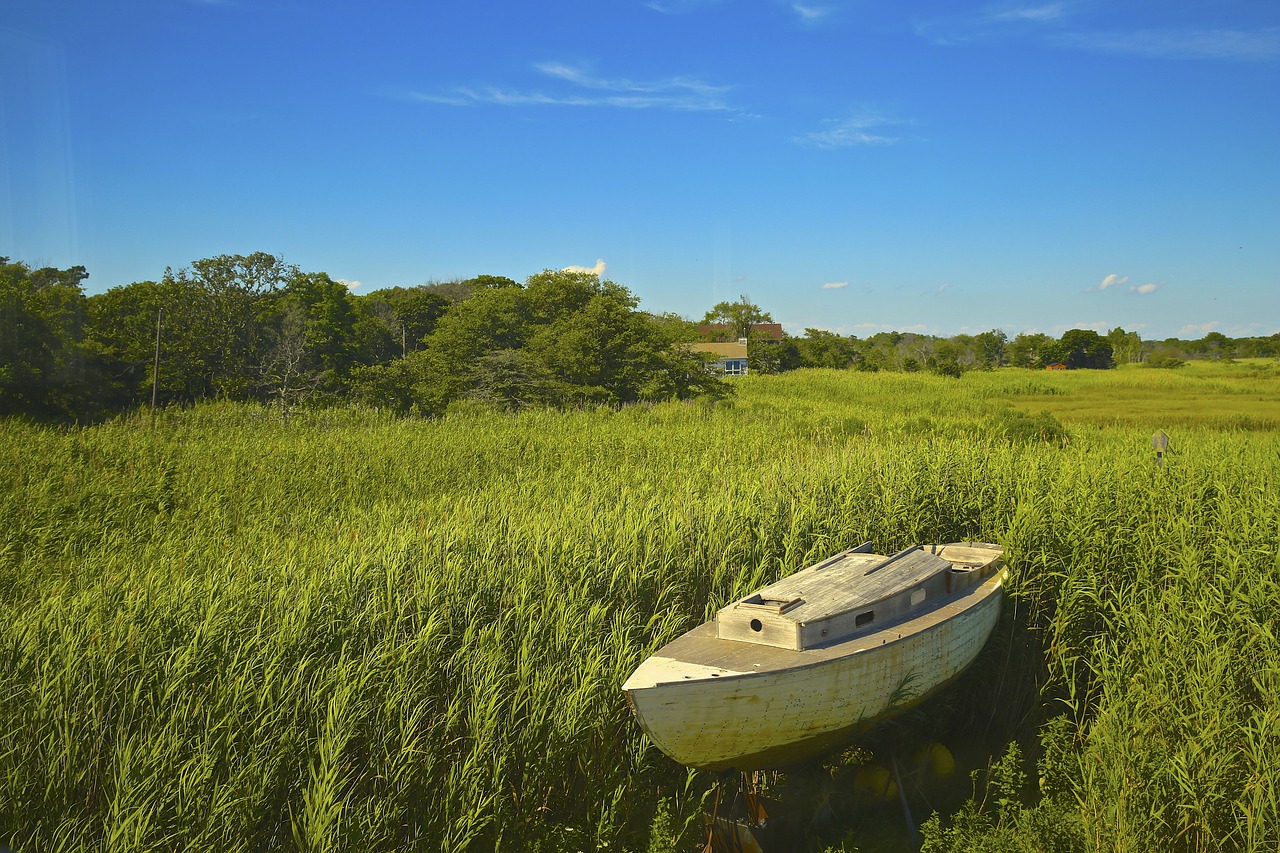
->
[151, 307, 163, 414]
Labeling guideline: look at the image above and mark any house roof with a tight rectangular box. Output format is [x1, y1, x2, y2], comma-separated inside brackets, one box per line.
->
[691, 342, 749, 358]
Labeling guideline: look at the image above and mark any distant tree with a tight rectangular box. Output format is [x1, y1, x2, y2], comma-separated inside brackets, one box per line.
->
[258, 301, 325, 418]
[1059, 329, 1114, 369]
[1145, 353, 1186, 369]
[1006, 333, 1062, 369]
[351, 269, 730, 414]
[926, 338, 965, 377]
[972, 329, 1008, 369]
[0, 258, 94, 417]
[161, 252, 296, 399]
[1106, 327, 1143, 365]
[702, 295, 773, 341]
[359, 286, 451, 356]
[796, 329, 858, 369]
[279, 273, 358, 380]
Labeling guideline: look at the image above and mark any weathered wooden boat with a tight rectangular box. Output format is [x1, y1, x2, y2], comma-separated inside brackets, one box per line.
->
[622, 542, 1007, 771]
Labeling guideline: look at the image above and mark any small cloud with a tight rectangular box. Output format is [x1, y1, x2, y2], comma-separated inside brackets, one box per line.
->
[991, 3, 1066, 23]
[1180, 320, 1220, 337]
[562, 259, 607, 275]
[1131, 283, 1158, 295]
[1058, 28, 1280, 62]
[406, 62, 738, 114]
[1086, 273, 1128, 292]
[914, 2, 1069, 46]
[645, 0, 725, 13]
[336, 279, 362, 291]
[798, 113, 905, 149]
[936, 283, 951, 295]
[822, 281, 849, 290]
[792, 4, 831, 25]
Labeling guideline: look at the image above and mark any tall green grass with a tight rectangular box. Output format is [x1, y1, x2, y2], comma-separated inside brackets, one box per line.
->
[1, 366, 1276, 851]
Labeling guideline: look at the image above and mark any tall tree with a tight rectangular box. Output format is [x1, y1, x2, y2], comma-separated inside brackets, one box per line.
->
[702, 295, 773, 340]
[1006, 333, 1062, 368]
[0, 258, 94, 417]
[1059, 329, 1114, 369]
[162, 252, 297, 399]
[1106, 327, 1143, 365]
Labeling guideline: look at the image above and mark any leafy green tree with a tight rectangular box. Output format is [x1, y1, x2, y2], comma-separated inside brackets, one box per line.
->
[360, 286, 452, 356]
[0, 258, 94, 417]
[701, 295, 773, 341]
[796, 329, 859, 369]
[350, 269, 730, 414]
[1059, 329, 1114, 370]
[279, 273, 358, 380]
[1006, 333, 1062, 369]
[161, 252, 296, 399]
[973, 329, 1008, 368]
[1106, 327, 1143, 365]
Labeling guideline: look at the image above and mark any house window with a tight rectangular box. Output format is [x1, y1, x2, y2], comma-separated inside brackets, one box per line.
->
[723, 358, 748, 376]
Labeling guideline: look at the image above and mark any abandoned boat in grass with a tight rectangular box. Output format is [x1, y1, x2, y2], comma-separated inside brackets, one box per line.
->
[622, 542, 1007, 771]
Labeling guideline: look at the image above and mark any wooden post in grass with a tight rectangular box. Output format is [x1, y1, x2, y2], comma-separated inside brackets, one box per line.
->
[151, 307, 163, 418]
[1152, 430, 1169, 467]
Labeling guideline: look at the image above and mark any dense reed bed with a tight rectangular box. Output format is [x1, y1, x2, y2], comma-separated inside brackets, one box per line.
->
[1, 366, 1276, 851]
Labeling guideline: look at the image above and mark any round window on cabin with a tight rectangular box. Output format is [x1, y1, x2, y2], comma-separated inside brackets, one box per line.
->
[750, 619, 763, 632]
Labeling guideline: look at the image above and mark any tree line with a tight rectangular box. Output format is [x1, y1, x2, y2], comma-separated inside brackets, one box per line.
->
[4, 261, 1275, 421]
[702, 295, 1278, 376]
[0, 254, 723, 420]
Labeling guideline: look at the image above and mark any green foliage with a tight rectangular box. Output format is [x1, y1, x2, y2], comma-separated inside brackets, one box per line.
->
[0, 257, 95, 418]
[354, 269, 729, 413]
[919, 742, 1085, 853]
[1, 368, 1277, 851]
[1058, 329, 1114, 370]
[988, 408, 1069, 445]
[701, 294, 773, 340]
[1145, 352, 1187, 369]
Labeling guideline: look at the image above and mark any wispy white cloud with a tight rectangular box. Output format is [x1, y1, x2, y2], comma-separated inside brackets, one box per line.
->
[935, 283, 951, 295]
[408, 61, 738, 112]
[792, 4, 832, 25]
[797, 113, 905, 148]
[336, 278, 362, 290]
[648, 0, 836, 26]
[1131, 282, 1159, 295]
[562, 259, 607, 275]
[822, 281, 849, 289]
[991, 3, 1066, 24]
[916, 3, 1280, 63]
[1087, 273, 1128, 292]
[1056, 27, 1280, 62]
[914, 3, 1070, 45]
[645, 0, 727, 13]
[1180, 320, 1219, 336]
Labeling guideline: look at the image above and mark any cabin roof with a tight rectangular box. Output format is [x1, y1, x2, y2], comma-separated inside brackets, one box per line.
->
[745, 547, 952, 623]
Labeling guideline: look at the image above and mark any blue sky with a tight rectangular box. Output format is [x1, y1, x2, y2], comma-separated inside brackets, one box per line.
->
[3, 0, 1277, 340]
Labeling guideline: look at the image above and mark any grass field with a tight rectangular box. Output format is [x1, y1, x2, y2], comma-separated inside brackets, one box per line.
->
[1, 364, 1277, 852]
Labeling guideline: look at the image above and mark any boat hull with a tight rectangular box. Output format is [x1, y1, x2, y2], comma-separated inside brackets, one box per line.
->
[623, 566, 1006, 771]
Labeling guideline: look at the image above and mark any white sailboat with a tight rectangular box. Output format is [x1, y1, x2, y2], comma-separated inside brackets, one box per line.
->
[622, 542, 1007, 771]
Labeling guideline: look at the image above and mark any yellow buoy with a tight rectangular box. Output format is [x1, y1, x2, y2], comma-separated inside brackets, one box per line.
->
[912, 742, 956, 779]
[927, 742, 956, 778]
[852, 764, 897, 800]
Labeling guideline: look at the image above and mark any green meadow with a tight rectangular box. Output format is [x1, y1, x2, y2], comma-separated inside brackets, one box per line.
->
[1, 363, 1277, 852]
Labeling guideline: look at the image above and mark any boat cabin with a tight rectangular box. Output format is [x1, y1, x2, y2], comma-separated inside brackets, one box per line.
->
[716, 544, 995, 651]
